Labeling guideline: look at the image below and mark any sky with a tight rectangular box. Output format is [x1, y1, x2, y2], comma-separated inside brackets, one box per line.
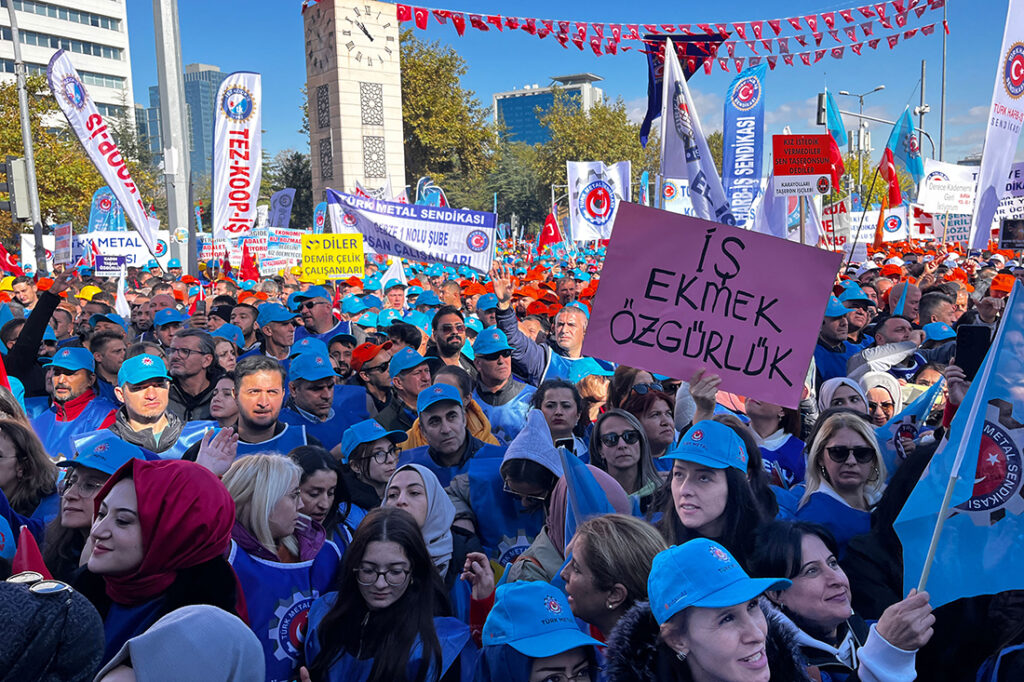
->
[125, 0, 1016, 165]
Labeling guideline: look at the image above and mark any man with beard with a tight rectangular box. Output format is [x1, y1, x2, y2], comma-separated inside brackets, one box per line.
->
[471, 328, 535, 444]
[328, 332, 357, 381]
[426, 305, 477, 381]
[279, 350, 368, 451]
[375, 347, 433, 432]
[167, 329, 220, 421]
[229, 303, 261, 354]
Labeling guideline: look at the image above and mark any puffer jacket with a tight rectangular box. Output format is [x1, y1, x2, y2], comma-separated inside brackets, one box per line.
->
[604, 600, 812, 682]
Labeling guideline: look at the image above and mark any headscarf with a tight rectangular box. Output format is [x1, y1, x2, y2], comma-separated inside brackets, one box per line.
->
[546, 465, 631, 556]
[858, 371, 904, 415]
[384, 463, 455, 577]
[93, 459, 235, 606]
[817, 377, 870, 413]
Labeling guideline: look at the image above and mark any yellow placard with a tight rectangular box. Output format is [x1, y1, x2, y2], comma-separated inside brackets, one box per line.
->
[301, 234, 365, 281]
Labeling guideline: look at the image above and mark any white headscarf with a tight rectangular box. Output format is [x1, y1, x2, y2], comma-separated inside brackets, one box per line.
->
[384, 463, 455, 577]
[817, 377, 869, 413]
[858, 371, 904, 415]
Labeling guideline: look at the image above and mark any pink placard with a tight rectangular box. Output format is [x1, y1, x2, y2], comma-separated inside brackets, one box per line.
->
[583, 203, 843, 408]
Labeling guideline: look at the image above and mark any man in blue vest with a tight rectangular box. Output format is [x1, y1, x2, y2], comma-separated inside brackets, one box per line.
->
[375, 347, 433, 432]
[293, 285, 349, 343]
[152, 308, 187, 349]
[471, 328, 535, 444]
[397, 383, 503, 487]
[280, 350, 368, 451]
[255, 303, 298, 365]
[813, 295, 858, 390]
[30, 347, 118, 460]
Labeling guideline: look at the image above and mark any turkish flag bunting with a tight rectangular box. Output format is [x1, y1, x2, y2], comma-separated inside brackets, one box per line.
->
[874, 2, 888, 17]
[813, 32, 824, 46]
[688, 57, 698, 72]
[887, 34, 899, 48]
[645, 24, 659, 33]
[845, 26, 859, 40]
[539, 211, 561, 249]
[718, 58, 729, 71]
[921, 23, 935, 36]
[879, 17, 893, 29]
[794, 34, 808, 46]
[904, 27, 918, 39]
[590, 36, 602, 55]
[895, 12, 908, 27]
[0, 243, 23, 275]
[574, 22, 587, 39]
[734, 57, 745, 71]
[859, 6, 876, 17]
[908, 0, 923, 8]
[451, 13, 465, 35]
[822, 11, 836, 29]
[571, 33, 585, 50]
[715, 23, 730, 38]
[829, 30, 841, 42]
[521, 18, 536, 34]
[679, 24, 693, 35]
[469, 14, 488, 31]
[783, 54, 794, 65]
[704, 58, 713, 75]
[625, 24, 640, 39]
[504, 16, 519, 29]
[767, 55, 778, 70]
[778, 37, 789, 52]
[814, 49, 826, 62]
[745, 40, 759, 53]
[396, 4, 412, 22]
[432, 10, 449, 24]
[734, 23, 747, 39]
[915, 6, 928, 18]
[761, 39, 773, 52]
[840, 9, 854, 22]
[804, 14, 818, 31]
[787, 17, 802, 30]
[726, 42, 736, 57]
[851, 42, 864, 54]
[413, 7, 429, 29]
[541, 19, 554, 34]
[609, 24, 621, 41]
[697, 23, 713, 35]
[832, 46, 845, 58]
[487, 15, 503, 31]
[861, 22, 874, 36]
[768, 19, 782, 35]
[748, 56, 762, 67]
[894, 0, 906, 11]
[751, 20, 763, 38]
[557, 20, 569, 34]
[800, 52, 811, 65]
[657, 24, 675, 33]
[605, 38, 617, 54]
[555, 32, 569, 48]
[868, 37, 881, 48]
[591, 23, 604, 39]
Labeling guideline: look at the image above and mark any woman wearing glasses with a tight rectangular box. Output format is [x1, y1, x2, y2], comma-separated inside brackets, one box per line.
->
[339, 419, 408, 530]
[303, 507, 479, 682]
[795, 411, 887, 556]
[588, 409, 662, 513]
[857, 372, 903, 428]
[222, 454, 343, 681]
[606, 366, 658, 409]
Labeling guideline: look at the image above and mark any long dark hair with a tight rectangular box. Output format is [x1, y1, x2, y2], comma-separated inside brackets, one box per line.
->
[307, 507, 450, 682]
[651, 465, 766, 568]
[41, 517, 87, 583]
[289, 445, 352, 528]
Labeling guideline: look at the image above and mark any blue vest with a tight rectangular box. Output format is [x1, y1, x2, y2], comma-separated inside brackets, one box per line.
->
[235, 424, 309, 459]
[159, 420, 218, 460]
[473, 383, 536, 445]
[814, 341, 856, 387]
[760, 434, 807, 488]
[305, 592, 477, 682]
[31, 396, 117, 460]
[102, 598, 166, 666]
[294, 319, 350, 344]
[228, 539, 343, 682]
[795, 491, 871, 558]
[467, 457, 545, 567]
[279, 386, 370, 452]
[542, 353, 613, 384]
[23, 396, 49, 419]
[398, 439, 505, 488]
[95, 378, 118, 405]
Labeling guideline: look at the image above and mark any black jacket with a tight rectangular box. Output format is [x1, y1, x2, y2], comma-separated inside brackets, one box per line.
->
[108, 408, 184, 454]
[167, 371, 221, 422]
[8, 290, 60, 397]
[604, 601, 812, 682]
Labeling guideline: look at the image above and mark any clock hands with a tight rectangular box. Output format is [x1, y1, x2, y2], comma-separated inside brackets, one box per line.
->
[354, 19, 374, 42]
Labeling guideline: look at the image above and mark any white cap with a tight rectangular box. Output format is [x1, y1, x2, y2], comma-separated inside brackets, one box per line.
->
[922, 255, 935, 262]
[942, 257, 960, 268]
[991, 253, 1006, 263]
[886, 257, 905, 266]
[855, 262, 880, 278]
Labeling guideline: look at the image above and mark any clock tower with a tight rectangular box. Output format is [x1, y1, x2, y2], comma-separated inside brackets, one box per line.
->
[304, 0, 406, 210]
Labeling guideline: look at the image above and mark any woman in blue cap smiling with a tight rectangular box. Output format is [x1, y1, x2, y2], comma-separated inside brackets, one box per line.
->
[338, 418, 409, 530]
[477, 581, 603, 682]
[605, 538, 809, 682]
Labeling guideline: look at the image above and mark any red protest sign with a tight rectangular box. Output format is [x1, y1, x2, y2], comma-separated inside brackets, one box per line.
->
[772, 134, 833, 196]
[584, 203, 842, 407]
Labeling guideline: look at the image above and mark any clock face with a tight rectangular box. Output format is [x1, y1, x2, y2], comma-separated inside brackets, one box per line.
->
[305, 5, 334, 73]
[340, 3, 396, 68]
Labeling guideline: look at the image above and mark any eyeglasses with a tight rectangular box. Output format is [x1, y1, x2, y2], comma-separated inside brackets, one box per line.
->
[631, 382, 663, 395]
[60, 473, 106, 497]
[440, 324, 466, 334]
[167, 347, 207, 358]
[480, 350, 512, 361]
[354, 565, 410, 586]
[365, 360, 390, 374]
[826, 445, 876, 464]
[867, 401, 894, 412]
[538, 667, 600, 682]
[599, 429, 641, 447]
[502, 480, 550, 503]
[366, 445, 401, 464]
[301, 300, 328, 311]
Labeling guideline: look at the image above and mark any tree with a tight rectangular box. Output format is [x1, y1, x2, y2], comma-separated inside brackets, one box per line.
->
[706, 130, 724, 175]
[483, 141, 547, 229]
[400, 30, 496, 206]
[262, 149, 313, 229]
[828, 152, 914, 208]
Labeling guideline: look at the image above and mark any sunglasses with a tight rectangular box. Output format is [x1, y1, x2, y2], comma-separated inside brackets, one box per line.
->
[440, 324, 466, 334]
[631, 382, 663, 395]
[599, 429, 641, 447]
[503, 480, 550, 503]
[301, 300, 328, 311]
[826, 445, 876, 464]
[480, 350, 512, 361]
[867, 401, 894, 412]
[365, 360, 390, 374]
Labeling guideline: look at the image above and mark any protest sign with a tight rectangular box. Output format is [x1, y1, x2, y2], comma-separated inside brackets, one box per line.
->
[212, 72, 262, 241]
[266, 227, 304, 261]
[917, 160, 977, 214]
[999, 218, 1024, 249]
[326, 190, 496, 272]
[53, 223, 72, 265]
[95, 255, 126, 277]
[301, 233, 364, 281]
[583, 203, 842, 407]
[20, 230, 172, 272]
[771, 134, 833, 197]
[821, 198, 851, 250]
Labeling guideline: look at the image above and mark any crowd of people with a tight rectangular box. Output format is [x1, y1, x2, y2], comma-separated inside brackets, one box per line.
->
[0, 240, 1021, 681]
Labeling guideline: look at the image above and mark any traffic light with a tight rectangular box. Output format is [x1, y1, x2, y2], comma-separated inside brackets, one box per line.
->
[0, 156, 30, 221]
[816, 93, 828, 126]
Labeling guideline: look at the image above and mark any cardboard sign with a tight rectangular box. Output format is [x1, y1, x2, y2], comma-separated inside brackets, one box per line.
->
[583, 203, 842, 407]
[821, 198, 851, 250]
[95, 255, 126, 277]
[301, 233, 364, 281]
[772, 134, 833, 197]
[917, 160, 977, 214]
[999, 218, 1024, 250]
[53, 223, 72, 265]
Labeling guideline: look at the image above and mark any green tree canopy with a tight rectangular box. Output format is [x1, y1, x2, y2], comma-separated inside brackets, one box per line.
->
[262, 150, 313, 229]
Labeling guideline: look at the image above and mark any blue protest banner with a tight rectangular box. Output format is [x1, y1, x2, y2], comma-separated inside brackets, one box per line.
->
[723, 65, 767, 229]
[88, 186, 127, 233]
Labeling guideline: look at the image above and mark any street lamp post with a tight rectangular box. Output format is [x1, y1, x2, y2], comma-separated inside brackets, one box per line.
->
[838, 85, 885, 199]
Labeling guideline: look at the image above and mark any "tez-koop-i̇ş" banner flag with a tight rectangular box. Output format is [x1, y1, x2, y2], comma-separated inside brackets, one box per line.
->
[212, 72, 262, 241]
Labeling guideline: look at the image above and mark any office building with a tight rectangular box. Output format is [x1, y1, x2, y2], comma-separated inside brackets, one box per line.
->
[183, 63, 227, 179]
[0, 0, 134, 119]
[493, 74, 604, 145]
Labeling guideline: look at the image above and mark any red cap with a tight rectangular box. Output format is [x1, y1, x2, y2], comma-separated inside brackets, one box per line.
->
[350, 341, 393, 372]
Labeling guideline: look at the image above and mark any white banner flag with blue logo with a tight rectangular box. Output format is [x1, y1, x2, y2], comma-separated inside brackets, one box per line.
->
[566, 161, 631, 241]
[723, 65, 767, 229]
[326, 190, 496, 272]
[212, 72, 262, 241]
[47, 50, 161, 260]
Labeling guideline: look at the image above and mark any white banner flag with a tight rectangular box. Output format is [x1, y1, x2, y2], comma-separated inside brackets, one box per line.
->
[970, 0, 1024, 249]
[660, 38, 735, 225]
[822, 197, 852, 250]
[212, 72, 262, 241]
[917, 159, 977, 214]
[46, 50, 161, 259]
[566, 161, 631, 241]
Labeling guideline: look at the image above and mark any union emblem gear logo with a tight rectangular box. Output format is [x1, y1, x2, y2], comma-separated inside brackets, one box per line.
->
[954, 401, 1024, 526]
[221, 86, 256, 122]
[269, 592, 317, 662]
[731, 76, 762, 112]
[1004, 42, 1024, 99]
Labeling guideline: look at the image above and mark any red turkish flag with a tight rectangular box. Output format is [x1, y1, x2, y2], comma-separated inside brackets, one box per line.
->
[859, 6, 876, 18]
[609, 24, 622, 41]
[625, 24, 639, 39]
[574, 22, 588, 39]
[778, 37, 789, 52]
[874, 3, 888, 18]
[539, 211, 561, 250]
[590, 36, 603, 55]
[895, 12, 908, 27]
[887, 34, 900, 48]
[767, 55, 778, 70]
[814, 49, 826, 62]
[783, 54, 794, 65]
[451, 13, 465, 35]
[851, 42, 864, 55]
[800, 52, 811, 66]
[487, 15, 503, 31]
[768, 19, 781, 35]
[861, 22, 874, 36]
[921, 23, 936, 36]
[521, 18, 536, 35]
[715, 23, 729, 38]
[432, 10, 449, 24]
[794, 34, 808, 46]
[813, 32, 824, 46]
[604, 38, 617, 55]
[840, 9, 854, 22]
[751, 21, 763, 38]
[733, 23, 747, 39]
[591, 23, 604, 39]
[734, 57, 745, 71]
[504, 17, 519, 30]
[396, 4, 412, 22]
[880, 147, 902, 207]
[718, 58, 730, 71]
[748, 56, 762, 67]
[761, 39, 773, 52]
[845, 26, 859, 41]
[831, 46, 845, 59]
[0, 243, 23, 276]
[469, 14, 489, 31]
[822, 12, 836, 29]
[413, 7, 428, 29]
[868, 38, 881, 49]
[240, 241, 259, 282]
[904, 28, 918, 39]
[745, 40, 759, 54]
[787, 17, 802, 30]
[804, 14, 818, 31]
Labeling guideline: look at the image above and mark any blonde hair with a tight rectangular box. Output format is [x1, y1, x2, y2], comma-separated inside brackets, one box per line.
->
[222, 454, 303, 556]
[573, 514, 667, 609]
[801, 412, 886, 508]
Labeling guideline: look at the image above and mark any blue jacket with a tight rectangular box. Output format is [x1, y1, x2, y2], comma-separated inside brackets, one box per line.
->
[795, 490, 871, 558]
[398, 435, 505, 488]
[280, 386, 369, 452]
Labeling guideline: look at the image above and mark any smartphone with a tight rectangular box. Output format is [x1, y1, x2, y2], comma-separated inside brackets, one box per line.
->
[955, 325, 993, 381]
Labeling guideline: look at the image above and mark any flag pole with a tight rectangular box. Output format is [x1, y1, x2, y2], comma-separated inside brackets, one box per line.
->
[845, 166, 881, 269]
[916, 471, 961, 591]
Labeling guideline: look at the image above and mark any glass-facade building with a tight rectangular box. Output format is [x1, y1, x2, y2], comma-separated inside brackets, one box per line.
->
[493, 74, 603, 145]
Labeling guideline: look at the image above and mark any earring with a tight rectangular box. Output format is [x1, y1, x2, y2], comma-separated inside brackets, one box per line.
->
[606, 603, 615, 610]
[869, 466, 880, 483]
[676, 650, 688, 662]
[819, 465, 827, 476]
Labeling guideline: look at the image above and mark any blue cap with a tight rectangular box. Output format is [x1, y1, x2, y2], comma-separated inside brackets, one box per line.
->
[389, 347, 429, 378]
[924, 321, 956, 342]
[42, 326, 57, 342]
[425, 263, 445, 277]
[340, 418, 408, 464]
[403, 311, 430, 336]
[824, 295, 849, 318]
[341, 296, 368, 315]
[363, 277, 382, 292]
[566, 301, 590, 319]
[117, 353, 170, 386]
[289, 352, 336, 382]
[50, 347, 94, 373]
[89, 312, 128, 332]
[59, 430, 144, 475]
[416, 291, 441, 307]
[328, 332, 357, 347]
[167, 258, 181, 268]
[153, 308, 187, 327]
[211, 323, 245, 349]
[290, 336, 330, 358]
[384, 279, 406, 291]
[241, 280, 257, 291]
[568, 357, 615, 384]
[407, 285, 423, 297]
[257, 303, 299, 327]
[416, 383, 462, 413]
[146, 259, 159, 269]
[285, 291, 304, 312]
[294, 285, 332, 303]
[838, 287, 872, 305]
[648, 539, 791, 625]
[662, 420, 748, 473]
[473, 327, 512, 356]
[483, 582, 602, 657]
[476, 293, 499, 312]
[464, 317, 483, 334]
[355, 311, 378, 328]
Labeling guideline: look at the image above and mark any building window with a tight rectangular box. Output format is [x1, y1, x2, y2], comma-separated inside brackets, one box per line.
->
[0, 0, 121, 32]
[319, 137, 333, 180]
[316, 84, 330, 130]
[359, 82, 383, 126]
[1, 26, 123, 61]
[363, 135, 386, 178]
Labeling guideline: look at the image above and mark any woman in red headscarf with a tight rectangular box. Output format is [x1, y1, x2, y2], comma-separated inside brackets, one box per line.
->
[73, 458, 239, 667]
